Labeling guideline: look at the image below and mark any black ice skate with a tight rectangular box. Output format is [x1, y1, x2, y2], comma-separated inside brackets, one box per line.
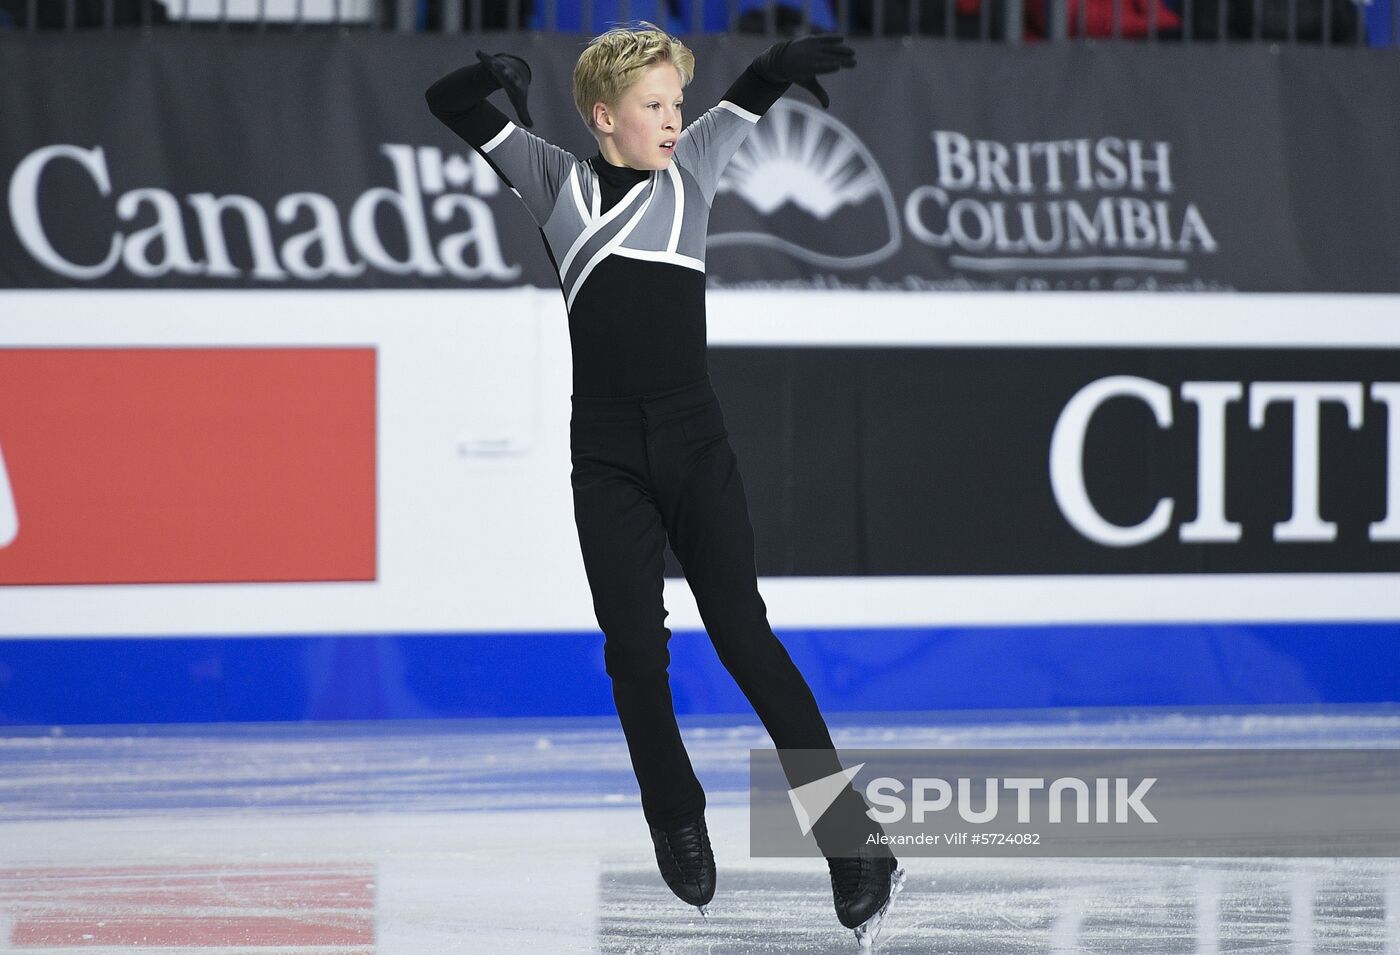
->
[827, 847, 905, 949]
[648, 813, 716, 916]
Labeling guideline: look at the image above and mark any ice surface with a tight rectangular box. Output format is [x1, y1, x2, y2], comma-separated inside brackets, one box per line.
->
[1, 706, 1398, 954]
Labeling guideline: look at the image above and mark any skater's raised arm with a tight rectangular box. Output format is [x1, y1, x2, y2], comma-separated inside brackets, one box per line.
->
[425, 62, 505, 138]
[673, 34, 856, 204]
[748, 34, 857, 110]
[425, 52, 577, 228]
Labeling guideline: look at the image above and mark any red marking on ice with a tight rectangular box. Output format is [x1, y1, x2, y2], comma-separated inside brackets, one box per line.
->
[9, 915, 373, 947]
[0, 863, 376, 950]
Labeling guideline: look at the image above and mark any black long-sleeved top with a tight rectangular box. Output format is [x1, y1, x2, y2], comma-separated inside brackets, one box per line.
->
[426, 61, 789, 398]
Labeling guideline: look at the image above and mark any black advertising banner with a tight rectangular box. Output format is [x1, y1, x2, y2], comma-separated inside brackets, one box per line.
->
[698, 346, 1400, 577]
[2, 33, 1399, 290]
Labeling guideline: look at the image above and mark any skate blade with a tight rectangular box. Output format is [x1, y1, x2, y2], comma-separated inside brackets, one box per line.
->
[853, 867, 906, 950]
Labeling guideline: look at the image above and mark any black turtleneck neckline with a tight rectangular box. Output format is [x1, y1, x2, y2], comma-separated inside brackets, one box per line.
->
[590, 152, 651, 183]
[589, 153, 652, 216]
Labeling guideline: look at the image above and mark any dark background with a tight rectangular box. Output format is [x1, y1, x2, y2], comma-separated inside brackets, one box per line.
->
[663, 345, 1400, 576]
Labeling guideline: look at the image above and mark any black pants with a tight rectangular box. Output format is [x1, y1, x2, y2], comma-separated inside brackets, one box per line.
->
[569, 374, 844, 831]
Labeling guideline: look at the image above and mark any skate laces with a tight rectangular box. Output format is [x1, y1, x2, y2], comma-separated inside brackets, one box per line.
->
[661, 816, 712, 879]
[826, 853, 871, 902]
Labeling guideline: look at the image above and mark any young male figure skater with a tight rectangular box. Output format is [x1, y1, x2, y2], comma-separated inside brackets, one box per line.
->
[425, 25, 903, 945]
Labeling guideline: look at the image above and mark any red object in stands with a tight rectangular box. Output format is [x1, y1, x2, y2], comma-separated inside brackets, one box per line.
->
[1023, 0, 1182, 36]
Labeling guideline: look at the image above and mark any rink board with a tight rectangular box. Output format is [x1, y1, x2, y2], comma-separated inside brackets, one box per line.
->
[0, 290, 1397, 723]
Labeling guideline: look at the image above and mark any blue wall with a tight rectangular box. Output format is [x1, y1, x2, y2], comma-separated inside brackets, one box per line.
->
[0, 623, 1396, 725]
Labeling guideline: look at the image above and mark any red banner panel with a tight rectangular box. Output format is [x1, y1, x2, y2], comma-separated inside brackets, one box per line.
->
[0, 348, 376, 585]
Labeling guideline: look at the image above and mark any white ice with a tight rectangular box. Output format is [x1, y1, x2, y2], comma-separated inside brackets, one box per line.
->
[2, 706, 1399, 954]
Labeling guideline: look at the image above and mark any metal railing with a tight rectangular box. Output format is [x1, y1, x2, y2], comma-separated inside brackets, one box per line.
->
[1, 0, 1390, 45]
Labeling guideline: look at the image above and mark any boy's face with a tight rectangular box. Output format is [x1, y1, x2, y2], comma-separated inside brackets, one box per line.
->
[594, 62, 684, 171]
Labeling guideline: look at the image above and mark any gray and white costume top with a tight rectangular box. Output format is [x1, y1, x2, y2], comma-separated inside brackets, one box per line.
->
[426, 62, 789, 397]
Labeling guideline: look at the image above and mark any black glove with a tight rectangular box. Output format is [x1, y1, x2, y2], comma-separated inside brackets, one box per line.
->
[751, 34, 857, 109]
[475, 49, 534, 128]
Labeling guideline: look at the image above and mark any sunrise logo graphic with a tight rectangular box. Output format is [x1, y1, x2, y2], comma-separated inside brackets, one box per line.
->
[711, 100, 901, 270]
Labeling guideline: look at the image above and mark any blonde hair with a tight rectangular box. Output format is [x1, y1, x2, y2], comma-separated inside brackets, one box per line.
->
[573, 20, 695, 132]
